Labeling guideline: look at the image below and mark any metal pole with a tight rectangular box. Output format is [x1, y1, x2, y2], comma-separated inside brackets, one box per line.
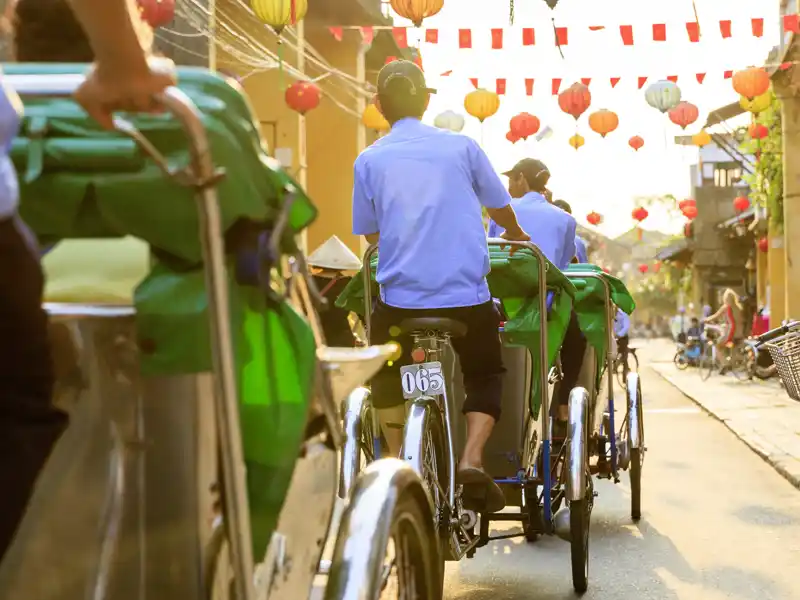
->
[356, 41, 369, 257]
[208, 0, 217, 71]
[296, 19, 308, 255]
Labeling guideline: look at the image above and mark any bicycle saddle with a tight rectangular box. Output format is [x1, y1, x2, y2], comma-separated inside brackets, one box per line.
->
[398, 318, 468, 338]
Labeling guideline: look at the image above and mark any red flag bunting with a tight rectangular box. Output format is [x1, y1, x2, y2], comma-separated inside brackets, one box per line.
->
[425, 29, 438, 43]
[696, 73, 706, 84]
[588, 25, 605, 31]
[637, 76, 647, 89]
[496, 79, 506, 95]
[752, 18, 764, 37]
[328, 26, 343, 41]
[459, 29, 472, 48]
[667, 75, 678, 83]
[392, 28, 408, 48]
[522, 28, 536, 46]
[555, 27, 568, 45]
[785, 14, 800, 34]
[491, 28, 504, 49]
[620, 25, 634, 45]
[719, 20, 732, 38]
[552, 78, 562, 95]
[653, 23, 666, 41]
[581, 78, 591, 86]
[723, 70, 733, 79]
[469, 78, 478, 88]
[360, 26, 373, 45]
[440, 70, 453, 76]
[610, 77, 620, 88]
[525, 78, 534, 96]
[686, 21, 700, 42]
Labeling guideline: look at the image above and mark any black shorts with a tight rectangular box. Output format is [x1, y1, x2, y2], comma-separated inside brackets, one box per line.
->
[369, 300, 505, 421]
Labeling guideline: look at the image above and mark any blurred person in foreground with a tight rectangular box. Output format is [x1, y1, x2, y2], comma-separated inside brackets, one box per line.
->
[0, 0, 172, 564]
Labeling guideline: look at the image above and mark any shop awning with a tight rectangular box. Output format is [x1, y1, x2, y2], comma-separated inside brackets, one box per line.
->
[717, 207, 756, 229]
[704, 102, 745, 128]
[656, 239, 693, 262]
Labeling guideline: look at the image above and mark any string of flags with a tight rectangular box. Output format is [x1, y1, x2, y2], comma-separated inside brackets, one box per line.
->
[326, 14, 799, 49]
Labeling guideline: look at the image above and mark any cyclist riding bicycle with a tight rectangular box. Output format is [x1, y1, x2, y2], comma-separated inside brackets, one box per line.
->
[704, 288, 743, 372]
[487, 159, 585, 440]
[614, 308, 630, 369]
[353, 60, 530, 513]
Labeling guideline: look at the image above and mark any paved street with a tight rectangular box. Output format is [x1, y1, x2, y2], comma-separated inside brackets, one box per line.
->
[439, 340, 800, 600]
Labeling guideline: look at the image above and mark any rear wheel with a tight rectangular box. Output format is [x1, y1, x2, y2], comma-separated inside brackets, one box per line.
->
[700, 345, 715, 381]
[673, 350, 689, 370]
[630, 448, 642, 521]
[569, 498, 590, 594]
[731, 345, 754, 381]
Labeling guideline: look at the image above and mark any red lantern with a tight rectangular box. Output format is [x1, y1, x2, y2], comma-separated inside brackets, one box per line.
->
[558, 83, 592, 121]
[628, 136, 644, 151]
[733, 196, 750, 213]
[678, 198, 696, 211]
[682, 205, 698, 220]
[285, 80, 321, 115]
[732, 67, 770, 100]
[668, 101, 700, 130]
[137, 0, 175, 28]
[631, 207, 649, 223]
[757, 237, 769, 253]
[509, 112, 541, 140]
[506, 130, 520, 143]
[749, 123, 769, 140]
[638, 264, 649, 274]
[586, 211, 603, 226]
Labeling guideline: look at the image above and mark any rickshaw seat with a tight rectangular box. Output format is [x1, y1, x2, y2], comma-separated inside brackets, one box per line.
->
[399, 317, 467, 338]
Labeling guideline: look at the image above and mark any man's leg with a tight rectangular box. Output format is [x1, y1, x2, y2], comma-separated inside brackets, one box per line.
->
[0, 217, 67, 563]
[451, 301, 506, 512]
[554, 311, 587, 436]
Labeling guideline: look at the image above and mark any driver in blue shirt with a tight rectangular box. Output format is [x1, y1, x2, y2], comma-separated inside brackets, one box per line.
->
[352, 60, 530, 513]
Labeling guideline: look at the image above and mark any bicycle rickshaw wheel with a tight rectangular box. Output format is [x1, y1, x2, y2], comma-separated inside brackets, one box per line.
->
[630, 448, 642, 521]
[570, 498, 590, 594]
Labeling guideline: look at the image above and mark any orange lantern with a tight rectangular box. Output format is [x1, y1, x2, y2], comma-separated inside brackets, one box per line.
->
[732, 67, 770, 100]
[683, 205, 698, 220]
[629, 136, 644, 151]
[757, 237, 769, 253]
[509, 112, 541, 140]
[733, 196, 750, 212]
[749, 123, 769, 140]
[588, 109, 619, 138]
[558, 83, 592, 120]
[464, 89, 500, 122]
[668, 101, 699, 130]
[568, 133, 585, 150]
[390, 0, 444, 27]
[678, 198, 696, 211]
[692, 130, 712, 147]
[506, 130, 520, 144]
[632, 206, 649, 223]
[362, 104, 390, 132]
[284, 80, 321, 114]
[138, 0, 175, 27]
[586, 211, 603, 226]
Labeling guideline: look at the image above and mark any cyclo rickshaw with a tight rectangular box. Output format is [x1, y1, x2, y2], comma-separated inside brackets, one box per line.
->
[0, 65, 443, 600]
[336, 240, 642, 594]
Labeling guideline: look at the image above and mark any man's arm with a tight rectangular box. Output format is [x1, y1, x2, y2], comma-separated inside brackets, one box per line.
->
[352, 159, 379, 245]
[564, 219, 577, 268]
[486, 205, 526, 239]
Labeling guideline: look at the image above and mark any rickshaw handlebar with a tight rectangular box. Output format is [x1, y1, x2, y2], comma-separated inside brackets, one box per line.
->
[755, 320, 800, 346]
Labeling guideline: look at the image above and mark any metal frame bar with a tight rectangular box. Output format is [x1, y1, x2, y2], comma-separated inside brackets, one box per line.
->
[7, 73, 256, 600]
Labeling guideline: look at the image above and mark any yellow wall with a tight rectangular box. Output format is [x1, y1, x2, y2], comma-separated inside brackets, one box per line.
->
[768, 233, 786, 324]
[756, 241, 768, 309]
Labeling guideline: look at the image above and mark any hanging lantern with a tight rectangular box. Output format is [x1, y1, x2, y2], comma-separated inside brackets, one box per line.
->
[389, 0, 444, 27]
[558, 83, 592, 121]
[588, 109, 619, 138]
[509, 112, 541, 140]
[568, 133, 585, 150]
[749, 123, 769, 140]
[757, 237, 769, 253]
[733, 195, 750, 213]
[628, 136, 644, 151]
[682, 205, 698, 220]
[631, 206, 649, 223]
[732, 67, 770, 100]
[586, 211, 603, 226]
[644, 80, 682, 114]
[362, 103, 390, 132]
[506, 130, 520, 144]
[284, 80, 320, 114]
[668, 101, 699, 130]
[464, 89, 500, 122]
[638, 264, 649, 274]
[251, 0, 309, 34]
[678, 198, 696, 211]
[692, 130, 712, 147]
[433, 110, 465, 132]
[137, 0, 175, 28]
[740, 91, 772, 114]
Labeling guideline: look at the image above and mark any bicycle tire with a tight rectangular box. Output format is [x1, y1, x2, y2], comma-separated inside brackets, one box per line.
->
[629, 351, 640, 373]
[673, 351, 690, 370]
[731, 345, 754, 381]
[570, 498, 590, 594]
[700, 345, 714, 381]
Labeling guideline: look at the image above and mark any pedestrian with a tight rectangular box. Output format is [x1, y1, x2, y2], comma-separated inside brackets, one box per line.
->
[0, 0, 174, 564]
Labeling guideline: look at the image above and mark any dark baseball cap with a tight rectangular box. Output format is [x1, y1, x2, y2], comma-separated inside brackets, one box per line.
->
[377, 60, 437, 98]
[502, 158, 550, 182]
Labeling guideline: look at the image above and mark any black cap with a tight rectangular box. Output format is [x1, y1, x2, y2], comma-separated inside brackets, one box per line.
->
[502, 158, 550, 183]
[377, 60, 437, 98]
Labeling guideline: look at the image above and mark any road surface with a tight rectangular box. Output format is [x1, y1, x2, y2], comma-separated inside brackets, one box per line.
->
[441, 342, 800, 600]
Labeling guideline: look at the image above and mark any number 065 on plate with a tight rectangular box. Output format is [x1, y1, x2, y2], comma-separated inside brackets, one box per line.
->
[400, 362, 445, 399]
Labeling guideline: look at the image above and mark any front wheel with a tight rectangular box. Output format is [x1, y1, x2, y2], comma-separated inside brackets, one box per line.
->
[731, 346, 754, 381]
[569, 498, 590, 594]
[673, 350, 689, 370]
[630, 448, 642, 521]
[700, 345, 715, 381]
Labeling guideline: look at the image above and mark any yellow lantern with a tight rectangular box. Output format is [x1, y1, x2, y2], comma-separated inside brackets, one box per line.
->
[363, 104, 390, 132]
[691, 130, 712, 147]
[568, 134, 585, 150]
[740, 91, 772, 114]
[390, 0, 444, 27]
[251, 0, 309, 34]
[464, 89, 500, 123]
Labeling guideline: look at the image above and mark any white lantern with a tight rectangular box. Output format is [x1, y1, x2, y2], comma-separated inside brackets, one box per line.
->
[433, 110, 466, 132]
[644, 80, 682, 114]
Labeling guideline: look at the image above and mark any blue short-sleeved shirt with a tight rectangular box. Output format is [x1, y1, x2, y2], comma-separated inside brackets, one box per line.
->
[575, 235, 589, 263]
[614, 309, 630, 337]
[352, 118, 511, 309]
[488, 192, 576, 271]
[0, 77, 22, 218]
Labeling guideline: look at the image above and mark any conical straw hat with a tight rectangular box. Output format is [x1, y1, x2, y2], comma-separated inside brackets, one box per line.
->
[307, 236, 362, 271]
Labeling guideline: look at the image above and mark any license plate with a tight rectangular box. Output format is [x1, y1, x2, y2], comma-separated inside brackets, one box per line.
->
[400, 361, 445, 399]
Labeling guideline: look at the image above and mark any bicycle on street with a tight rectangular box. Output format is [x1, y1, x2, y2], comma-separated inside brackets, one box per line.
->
[699, 324, 752, 381]
[614, 343, 639, 388]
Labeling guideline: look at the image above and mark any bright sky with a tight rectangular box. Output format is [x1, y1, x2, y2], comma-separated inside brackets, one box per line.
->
[388, 0, 781, 237]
